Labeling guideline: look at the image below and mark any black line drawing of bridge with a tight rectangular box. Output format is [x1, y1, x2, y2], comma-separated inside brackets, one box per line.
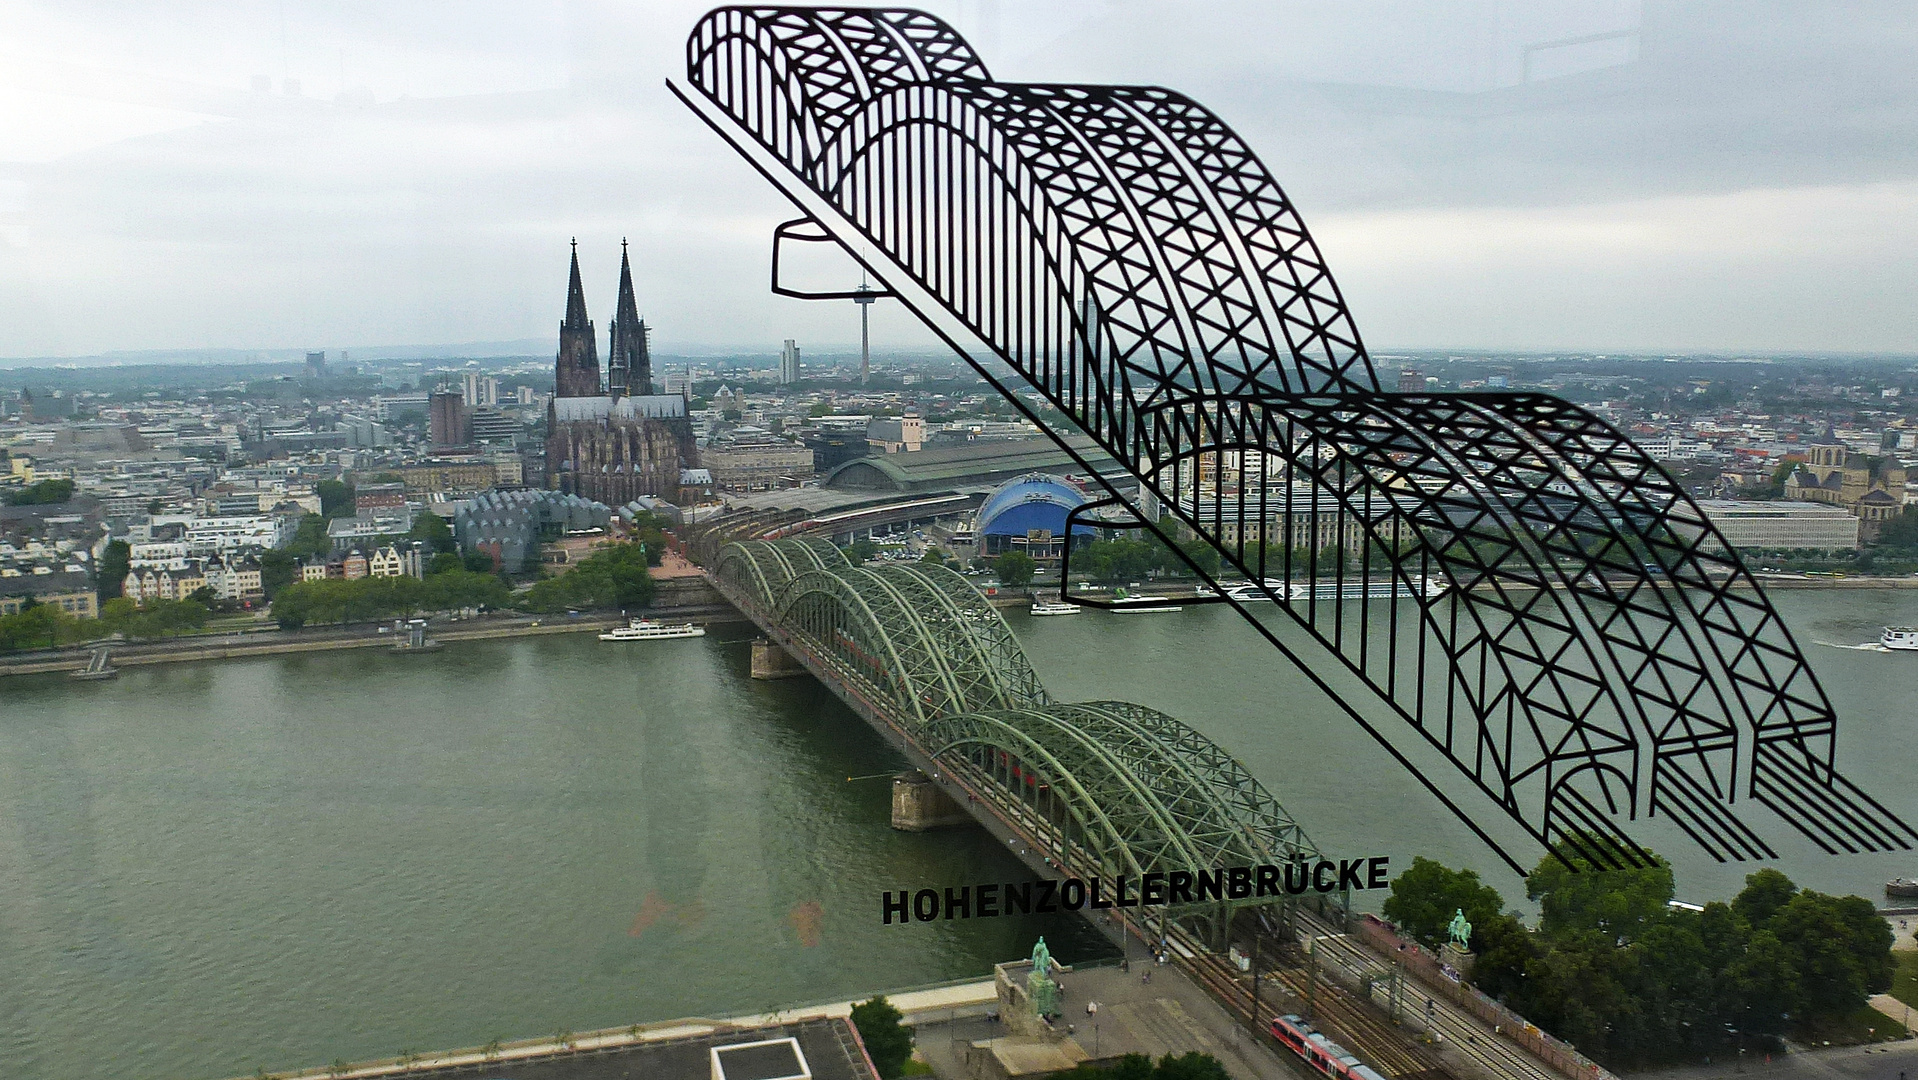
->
[671, 6, 1914, 874]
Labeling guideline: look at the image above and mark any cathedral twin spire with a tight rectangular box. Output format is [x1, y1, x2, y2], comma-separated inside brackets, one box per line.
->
[554, 239, 653, 399]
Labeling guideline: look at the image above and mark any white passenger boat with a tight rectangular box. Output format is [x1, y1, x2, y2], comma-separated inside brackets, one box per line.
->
[1030, 601, 1082, 616]
[1107, 592, 1183, 614]
[599, 618, 706, 641]
[1883, 626, 1918, 651]
[1225, 577, 1447, 603]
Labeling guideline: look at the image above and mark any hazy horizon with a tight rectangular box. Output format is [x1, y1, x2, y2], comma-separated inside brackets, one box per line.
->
[6, 2, 1918, 359]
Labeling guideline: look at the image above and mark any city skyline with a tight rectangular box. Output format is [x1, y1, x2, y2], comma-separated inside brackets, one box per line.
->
[4, 2, 1918, 358]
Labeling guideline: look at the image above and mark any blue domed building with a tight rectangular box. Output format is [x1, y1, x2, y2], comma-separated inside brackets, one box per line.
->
[976, 473, 1097, 562]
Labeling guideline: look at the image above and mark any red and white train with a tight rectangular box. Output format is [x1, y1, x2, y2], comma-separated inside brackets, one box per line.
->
[1269, 1014, 1389, 1080]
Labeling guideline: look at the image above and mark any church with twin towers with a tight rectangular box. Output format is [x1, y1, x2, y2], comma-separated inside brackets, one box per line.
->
[544, 240, 698, 505]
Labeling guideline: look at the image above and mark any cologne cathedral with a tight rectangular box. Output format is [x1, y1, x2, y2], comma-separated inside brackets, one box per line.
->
[544, 241, 698, 504]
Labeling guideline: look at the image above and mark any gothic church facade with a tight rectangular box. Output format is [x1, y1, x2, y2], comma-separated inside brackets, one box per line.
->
[544, 241, 698, 504]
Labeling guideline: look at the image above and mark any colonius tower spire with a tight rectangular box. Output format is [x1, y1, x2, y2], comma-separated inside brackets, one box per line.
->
[555, 238, 601, 397]
[607, 238, 652, 397]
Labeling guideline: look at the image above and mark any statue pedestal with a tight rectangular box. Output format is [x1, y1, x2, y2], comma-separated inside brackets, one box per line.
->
[1438, 943, 1475, 982]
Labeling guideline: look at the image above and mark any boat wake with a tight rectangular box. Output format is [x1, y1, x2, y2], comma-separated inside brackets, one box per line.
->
[1815, 641, 1895, 653]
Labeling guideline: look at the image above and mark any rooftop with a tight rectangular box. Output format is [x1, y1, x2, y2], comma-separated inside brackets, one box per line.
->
[307, 1019, 875, 1080]
[822, 435, 1119, 492]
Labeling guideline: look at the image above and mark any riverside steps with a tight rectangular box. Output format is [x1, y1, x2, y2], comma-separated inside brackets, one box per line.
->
[695, 536, 1584, 1080]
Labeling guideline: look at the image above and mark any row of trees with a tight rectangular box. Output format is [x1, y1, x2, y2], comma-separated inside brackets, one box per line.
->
[5, 478, 75, 505]
[0, 595, 210, 652]
[1384, 845, 1893, 1067]
[1069, 535, 1223, 582]
[270, 570, 510, 629]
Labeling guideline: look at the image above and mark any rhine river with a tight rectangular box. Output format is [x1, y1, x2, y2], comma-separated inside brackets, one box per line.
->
[5, 590, 1918, 1080]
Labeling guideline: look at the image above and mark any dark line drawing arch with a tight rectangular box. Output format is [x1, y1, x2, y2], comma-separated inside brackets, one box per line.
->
[678, 6, 1914, 871]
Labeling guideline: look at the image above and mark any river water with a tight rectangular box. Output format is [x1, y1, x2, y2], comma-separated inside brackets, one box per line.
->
[3, 590, 1918, 1080]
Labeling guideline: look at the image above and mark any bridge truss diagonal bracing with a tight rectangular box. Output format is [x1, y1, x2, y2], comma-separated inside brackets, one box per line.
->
[774, 560, 1047, 727]
[712, 539, 1316, 923]
[678, 5, 1916, 872]
[925, 702, 1320, 894]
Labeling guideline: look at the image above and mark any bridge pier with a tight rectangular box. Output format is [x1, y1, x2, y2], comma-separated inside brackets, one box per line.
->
[749, 638, 808, 680]
[891, 771, 974, 831]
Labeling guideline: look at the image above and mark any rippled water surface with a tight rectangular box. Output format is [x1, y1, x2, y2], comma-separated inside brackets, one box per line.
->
[5, 589, 1918, 1079]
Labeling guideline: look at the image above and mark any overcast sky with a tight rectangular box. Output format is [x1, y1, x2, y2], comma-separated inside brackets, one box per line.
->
[3, 1, 1918, 360]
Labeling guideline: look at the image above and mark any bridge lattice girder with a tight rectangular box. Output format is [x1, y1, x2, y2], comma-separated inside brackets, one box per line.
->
[771, 559, 1047, 728]
[713, 537, 848, 612]
[926, 702, 1319, 895]
[680, 5, 1915, 870]
[714, 539, 1319, 890]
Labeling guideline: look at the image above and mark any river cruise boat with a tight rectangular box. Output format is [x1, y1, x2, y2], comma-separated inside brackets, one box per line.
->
[1107, 590, 1183, 614]
[599, 618, 706, 641]
[1030, 601, 1082, 616]
[1883, 627, 1918, 651]
[1888, 877, 1918, 898]
[1225, 577, 1448, 603]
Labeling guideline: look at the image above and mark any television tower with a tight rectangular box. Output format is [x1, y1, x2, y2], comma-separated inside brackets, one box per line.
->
[854, 279, 876, 386]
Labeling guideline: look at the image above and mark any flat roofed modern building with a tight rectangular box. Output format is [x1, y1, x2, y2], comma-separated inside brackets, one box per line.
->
[1693, 499, 1861, 551]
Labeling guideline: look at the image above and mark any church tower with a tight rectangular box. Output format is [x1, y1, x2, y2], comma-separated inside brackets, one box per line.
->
[555, 239, 601, 398]
[607, 239, 653, 398]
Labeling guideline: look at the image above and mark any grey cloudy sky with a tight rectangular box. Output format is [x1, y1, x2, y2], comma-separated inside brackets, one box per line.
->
[3, 1, 1917, 359]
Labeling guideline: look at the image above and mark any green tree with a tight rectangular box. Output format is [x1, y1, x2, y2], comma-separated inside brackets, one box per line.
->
[258, 550, 298, 599]
[97, 596, 139, 627]
[919, 548, 948, 567]
[1151, 1053, 1230, 1080]
[1728, 929, 1802, 1038]
[845, 539, 879, 565]
[1074, 538, 1163, 583]
[1731, 868, 1797, 928]
[1526, 837, 1674, 943]
[1878, 506, 1918, 548]
[1175, 538, 1221, 578]
[97, 539, 130, 601]
[518, 543, 654, 613]
[993, 551, 1036, 587]
[286, 514, 331, 560]
[408, 511, 457, 554]
[0, 604, 67, 651]
[429, 552, 463, 575]
[1767, 889, 1893, 1023]
[315, 479, 356, 518]
[5, 478, 75, 505]
[849, 996, 914, 1079]
[1382, 856, 1506, 949]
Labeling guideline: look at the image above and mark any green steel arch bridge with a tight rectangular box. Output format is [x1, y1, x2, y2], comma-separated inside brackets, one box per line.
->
[708, 537, 1321, 938]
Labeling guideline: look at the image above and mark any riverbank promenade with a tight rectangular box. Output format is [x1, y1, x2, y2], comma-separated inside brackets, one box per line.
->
[208, 982, 994, 1080]
[0, 578, 745, 676]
